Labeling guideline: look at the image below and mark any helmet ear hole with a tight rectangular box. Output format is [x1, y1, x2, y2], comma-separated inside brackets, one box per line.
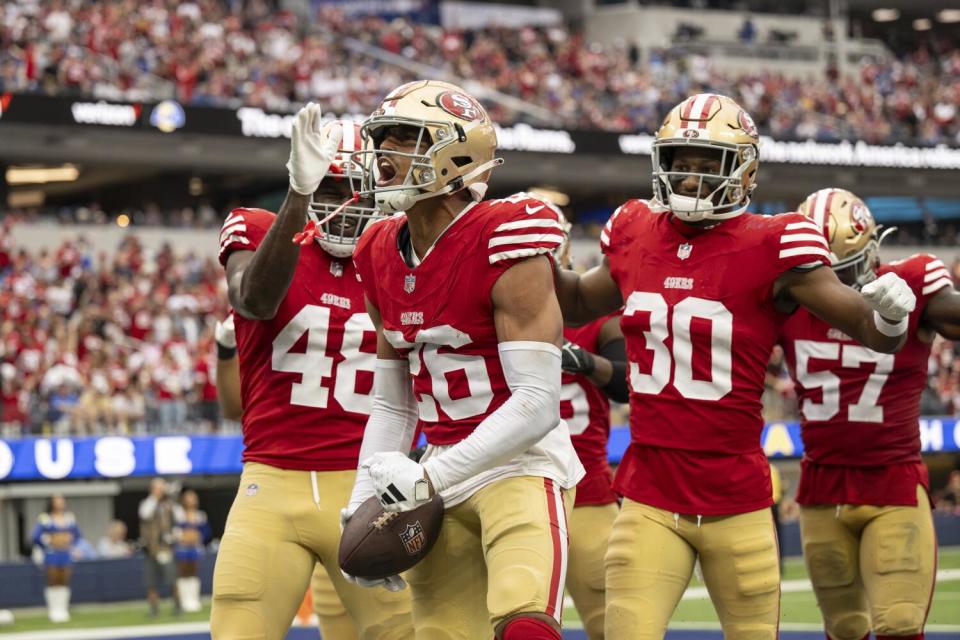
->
[452, 156, 472, 167]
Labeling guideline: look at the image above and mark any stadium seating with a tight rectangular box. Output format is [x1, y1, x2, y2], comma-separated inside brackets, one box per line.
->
[0, 2, 958, 145]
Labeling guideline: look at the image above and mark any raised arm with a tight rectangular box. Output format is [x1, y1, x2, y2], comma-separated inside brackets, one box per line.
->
[776, 267, 915, 353]
[226, 104, 342, 320]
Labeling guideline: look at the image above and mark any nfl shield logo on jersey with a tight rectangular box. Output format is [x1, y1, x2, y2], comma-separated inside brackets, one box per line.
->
[399, 521, 425, 555]
[403, 274, 417, 293]
[330, 261, 344, 278]
[677, 243, 693, 260]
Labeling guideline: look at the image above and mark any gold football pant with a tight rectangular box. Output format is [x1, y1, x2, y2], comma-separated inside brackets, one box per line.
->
[311, 563, 359, 640]
[799, 485, 936, 640]
[605, 499, 780, 640]
[568, 502, 618, 640]
[210, 463, 412, 640]
[405, 475, 574, 640]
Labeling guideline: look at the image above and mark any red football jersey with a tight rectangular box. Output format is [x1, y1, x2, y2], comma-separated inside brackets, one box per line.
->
[780, 254, 953, 506]
[352, 194, 565, 445]
[601, 200, 830, 515]
[219, 208, 376, 471]
[562, 315, 618, 506]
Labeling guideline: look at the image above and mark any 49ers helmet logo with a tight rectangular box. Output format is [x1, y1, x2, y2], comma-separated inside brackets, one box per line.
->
[850, 202, 873, 233]
[738, 110, 758, 138]
[437, 91, 483, 121]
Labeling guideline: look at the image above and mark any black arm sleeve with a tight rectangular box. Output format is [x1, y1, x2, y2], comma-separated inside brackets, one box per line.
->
[599, 338, 629, 403]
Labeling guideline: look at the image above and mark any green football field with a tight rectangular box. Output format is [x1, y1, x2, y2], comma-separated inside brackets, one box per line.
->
[3, 547, 959, 635]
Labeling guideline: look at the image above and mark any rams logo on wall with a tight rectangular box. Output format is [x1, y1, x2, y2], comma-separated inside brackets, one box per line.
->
[150, 100, 186, 133]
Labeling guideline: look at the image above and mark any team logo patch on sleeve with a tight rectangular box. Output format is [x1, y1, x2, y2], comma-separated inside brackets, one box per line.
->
[399, 521, 426, 555]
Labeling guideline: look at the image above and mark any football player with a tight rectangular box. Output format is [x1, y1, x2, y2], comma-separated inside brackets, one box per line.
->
[554, 93, 917, 640]
[210, 105, 413, 640]
[554, 217, 628, 640]
[213, 313, 363, 640]
[778, 188, 960, 640]
[343, 80, 585, 640]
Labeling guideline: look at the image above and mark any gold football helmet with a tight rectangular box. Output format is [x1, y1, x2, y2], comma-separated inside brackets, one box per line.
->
[354, 80, 502, 213]
[798, 188, 891, 288]
[652, 93, 759, 222]
[307, 120, 384, 258]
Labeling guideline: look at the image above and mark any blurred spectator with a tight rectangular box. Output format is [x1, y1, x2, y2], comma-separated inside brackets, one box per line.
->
[138, 478, 178, 617]
[0, 228, 229, 437]
[738, 17, 757, 43]
[97, 520, 133, 559]
[936, 470, 960, 514]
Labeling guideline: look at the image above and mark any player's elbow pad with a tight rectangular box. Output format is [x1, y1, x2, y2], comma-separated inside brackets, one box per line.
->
[423, 341, 561, 492]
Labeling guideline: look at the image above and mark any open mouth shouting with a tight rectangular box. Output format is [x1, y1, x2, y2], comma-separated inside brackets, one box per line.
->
[376, 156, 399, 186]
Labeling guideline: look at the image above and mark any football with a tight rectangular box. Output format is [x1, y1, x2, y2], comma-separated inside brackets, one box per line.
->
[338, 495, 444, 580]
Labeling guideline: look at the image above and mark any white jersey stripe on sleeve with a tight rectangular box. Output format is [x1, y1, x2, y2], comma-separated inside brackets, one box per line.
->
[922, 277, 953, 296]
[488, 247, 551, 264]
[925, 259, 947, 272]
[223, 213, 244, 227]
[785, 221, 822, 232]
[219, 222, 246, 241]
[219, 234, 250, 252]
[779, 246, 830, 260]
[600, 230, 610, 247]
[493, 219, 564, 233]
[488, 233, 564, 249]
[780, 233, 829, 246]
[924, 268, 951, 283]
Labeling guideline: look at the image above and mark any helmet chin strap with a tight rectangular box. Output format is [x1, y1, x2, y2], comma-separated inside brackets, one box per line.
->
[375, 158, 503, 213]
[669, 194, 748, 222]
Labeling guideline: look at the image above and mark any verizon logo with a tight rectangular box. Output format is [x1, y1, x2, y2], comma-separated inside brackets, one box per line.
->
[71, 101, 140, 126]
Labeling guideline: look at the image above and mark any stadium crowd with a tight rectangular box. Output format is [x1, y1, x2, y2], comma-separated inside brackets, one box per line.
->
[1, 216, 959, 437]
[0, 222, 231, 437]
[1, 1, 959, 145]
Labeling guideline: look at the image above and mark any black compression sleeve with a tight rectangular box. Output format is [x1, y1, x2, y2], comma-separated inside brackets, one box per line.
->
[599, 338, 629, 403]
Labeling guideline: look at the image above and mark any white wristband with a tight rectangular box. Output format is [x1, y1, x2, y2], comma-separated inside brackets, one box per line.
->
[873, 310, 908, 337]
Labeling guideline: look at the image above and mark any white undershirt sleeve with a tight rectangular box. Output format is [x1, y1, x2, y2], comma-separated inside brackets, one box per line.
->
[422, 341, 562, 493]
[347, 359, 418, 512]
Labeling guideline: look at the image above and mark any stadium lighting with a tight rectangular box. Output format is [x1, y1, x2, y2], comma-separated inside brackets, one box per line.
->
[6, 164, 79, 185]
[913, 18, 933, 30]
[936, 9, 960, 23]
[871, 8, 900, 22]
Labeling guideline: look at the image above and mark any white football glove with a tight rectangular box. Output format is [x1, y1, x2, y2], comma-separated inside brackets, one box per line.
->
[861, 271, 916, 322]
[214, 314, 236, 349]
[286, 103, 343, 196]
[338, 506, 408, 592]
[362, 451, 432, 513]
